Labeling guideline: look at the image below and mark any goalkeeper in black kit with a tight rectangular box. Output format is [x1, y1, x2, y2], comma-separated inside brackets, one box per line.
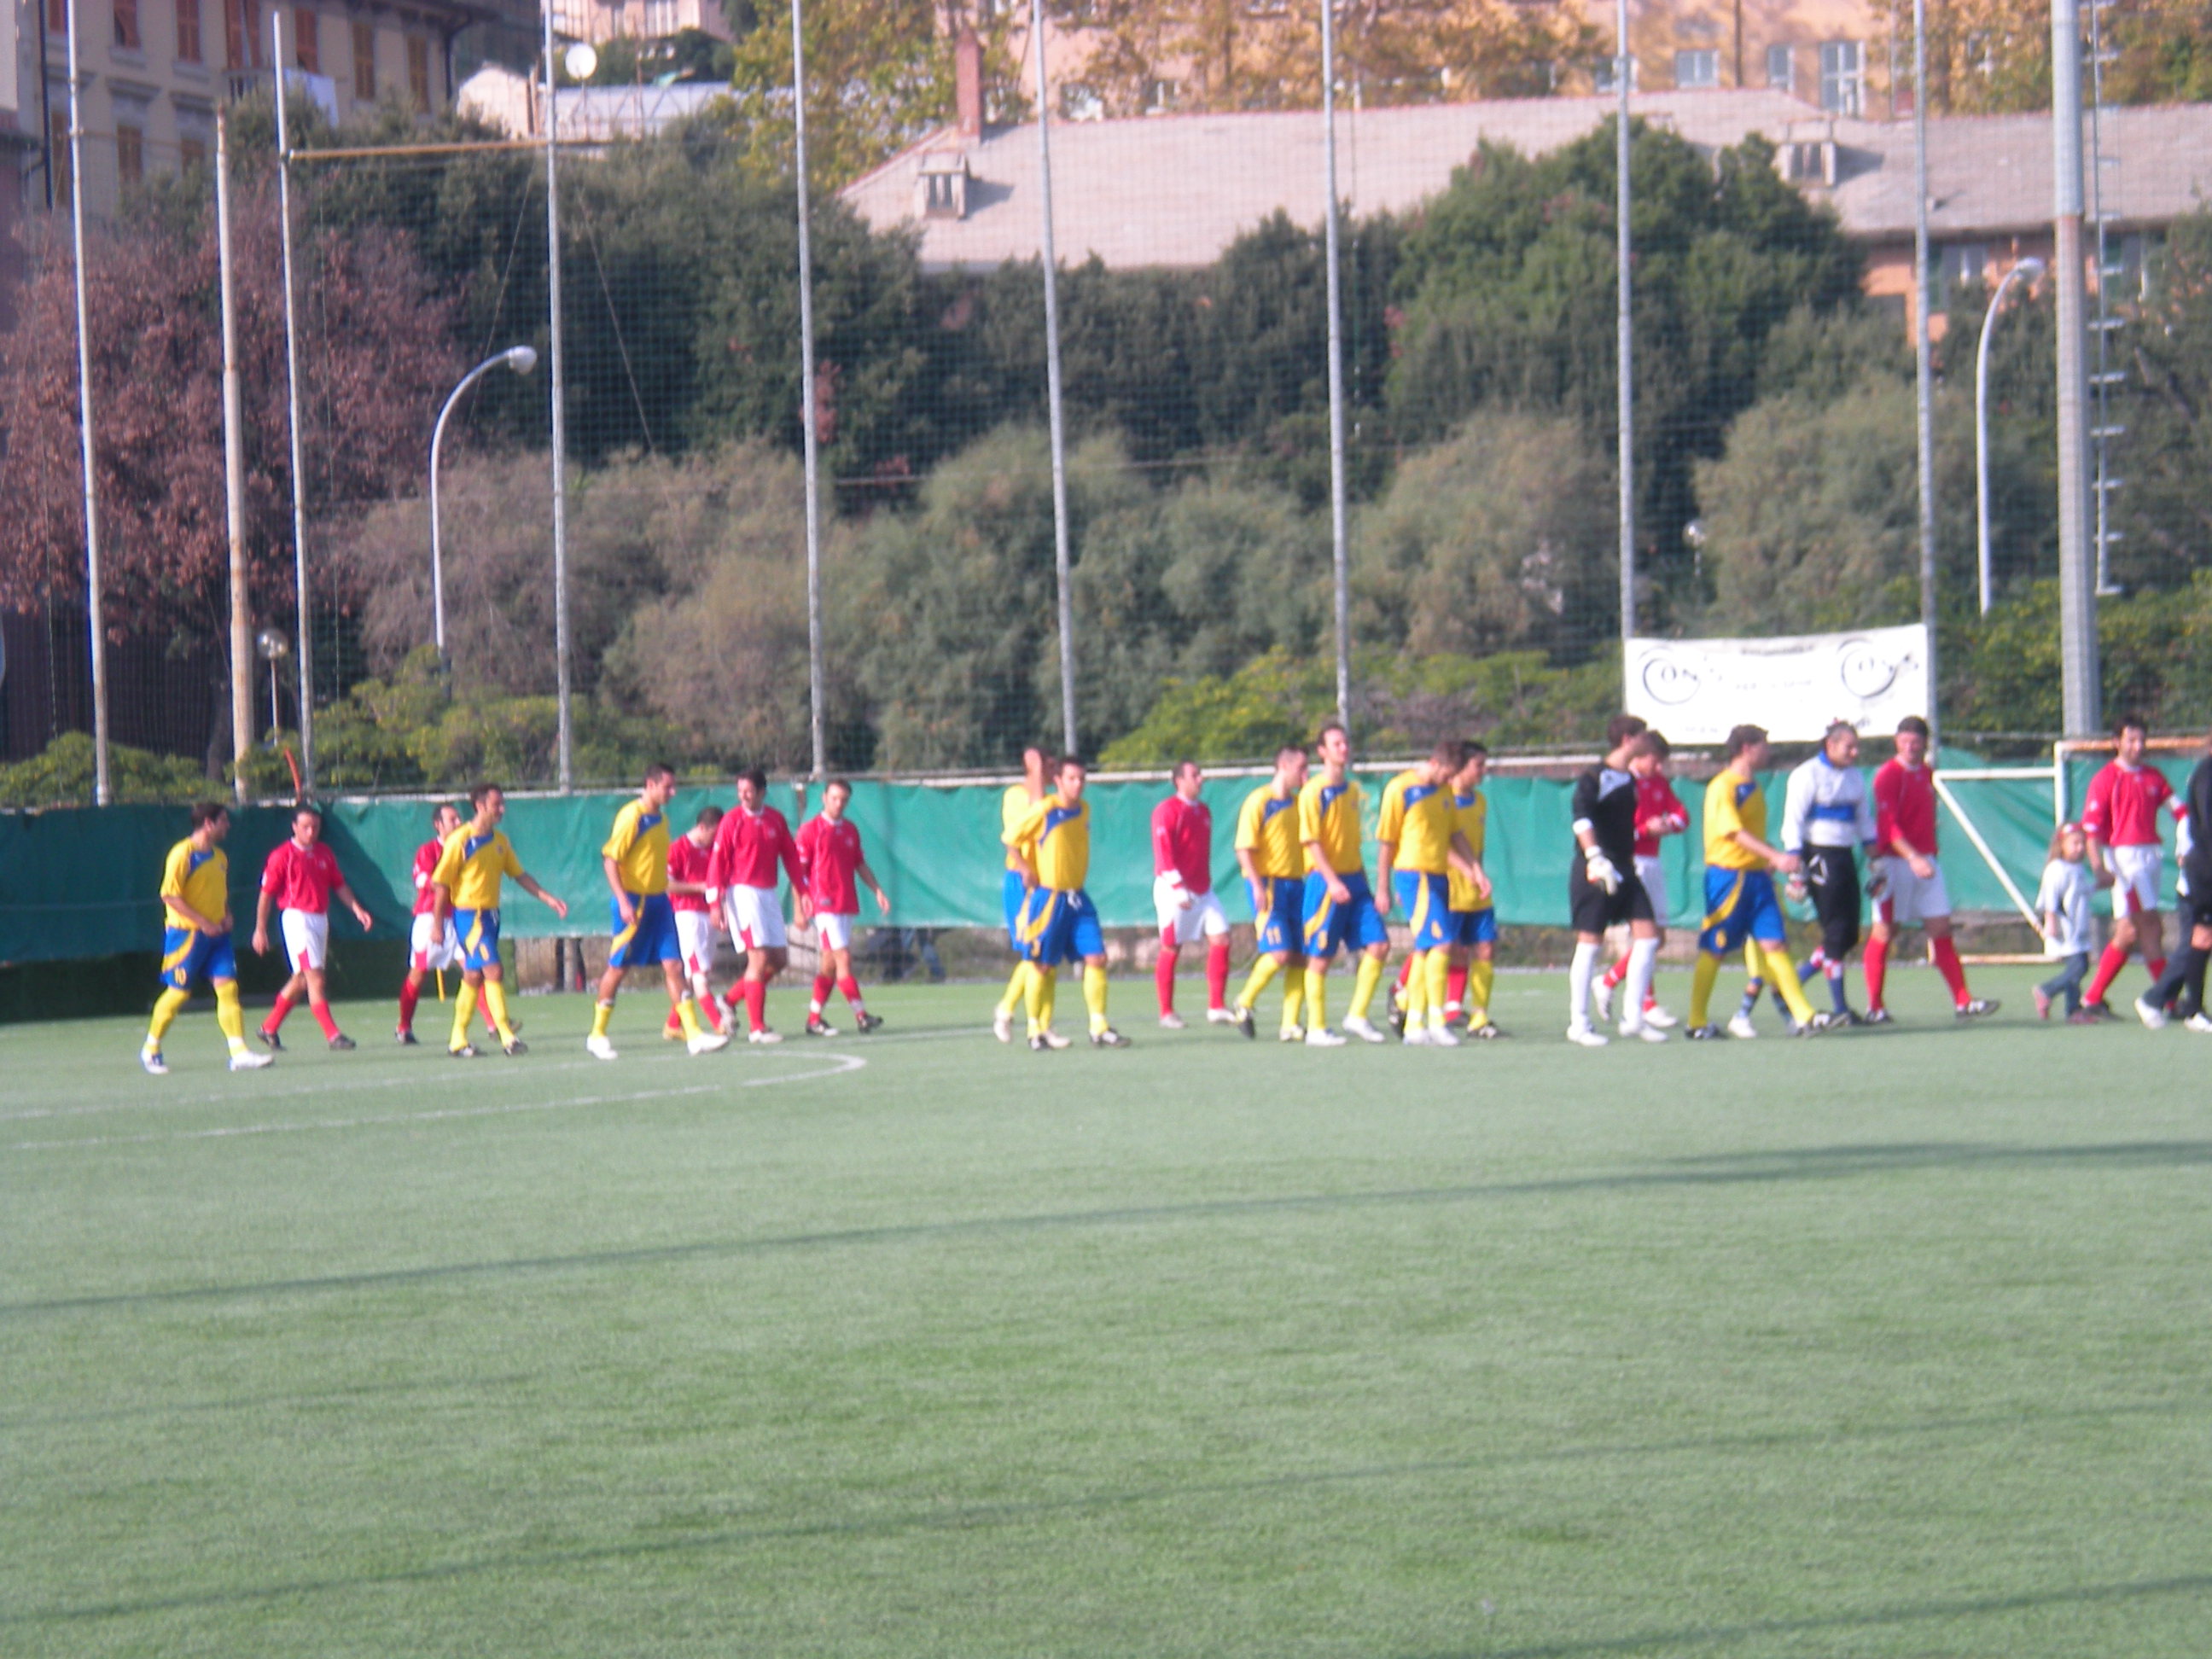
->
[1566, 714, 1668, 1047]
[2135, 733, 2212, 1027]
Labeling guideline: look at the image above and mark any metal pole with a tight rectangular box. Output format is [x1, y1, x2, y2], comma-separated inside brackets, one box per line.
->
[542, 0, 574, 789]
[1030, 0, 1078, 755]
[1615, 0, 1634, 652]
[218, 110, 252, 800]
[2052, 0, 2101, 736]
[1911, 0, 1939, 749]
[273, 26, 316, 787]
[63, 0, 111, 806]
[792, 0, 827, 779]
[1975, 259, 2041, 616]
[1321, 0, 1352, 730]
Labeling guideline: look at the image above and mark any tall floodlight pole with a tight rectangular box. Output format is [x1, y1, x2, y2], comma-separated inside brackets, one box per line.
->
[1615, 0, 1634, 652]
[1975, 257, 2044, 615]
[431, 347, 538, 659]
[1910, 0, 1939, 748]
[2052, 0, 2101, 736]
[792, 0, 827, 779]
[218, 110, 252, 800]
[273, 19, 316, 788]
[1031, 0, 1078, 754]
[1321, 0, 1353, 728]
[64, 0, 111, 805]
[543, 0, 574, 789]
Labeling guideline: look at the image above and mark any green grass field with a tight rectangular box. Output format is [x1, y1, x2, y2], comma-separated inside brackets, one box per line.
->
[6, 963, 2211, 1657]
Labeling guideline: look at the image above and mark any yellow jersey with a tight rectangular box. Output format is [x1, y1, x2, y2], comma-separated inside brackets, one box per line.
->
[1377, 769, 1458, 875]
[1298, 775, 1365, 876]
[432, 824, 526, 911]
[1448, 790, 1490, 911]
[1704, 769, 1769, 871]
[1005, 793, 1091, 892]
[160, 837, 229, 931]
[1002, 783, 1039, 874]
[602, 799, 671, 896]
[1234, 784, 1304, 880]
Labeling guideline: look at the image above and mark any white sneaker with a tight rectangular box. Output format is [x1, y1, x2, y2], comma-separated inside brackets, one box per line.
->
[748, 1028, 784, 1045]
[1033, 1028, 1072, 1051]
[687, 1031, 731, 1056]
[1206, 1008, 1240, 1026]
[1342, 1015, 1387, 1044]
[1565, 1022, 1609, 1048]
[2186, 1013, 2212, 1034]
[1643, 1004, 1679, 1029]
[1278, 1025, 1307, 1043]
[1158, 1010, 1186, 1030]
[1620, 1022, 1668, 1044]
[1593, 979, 1617, 1022]
[1304, 1027, 1348, 1048]
[229, 1050, 274, 1071]
[140, 1047, 168, 1076]
[992, 1009, 1013, 1044]
[2136, 996, 2170, 1030]
[1726, 1012, 1760, 1040]
[586, 1034, 619, 1061]
[1401, 1027, 1432, 1047]
[1426, 1024, 1461, 1048]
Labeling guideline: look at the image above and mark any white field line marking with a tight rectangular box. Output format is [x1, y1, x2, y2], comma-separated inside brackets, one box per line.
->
[7, 1054, 867, 1152]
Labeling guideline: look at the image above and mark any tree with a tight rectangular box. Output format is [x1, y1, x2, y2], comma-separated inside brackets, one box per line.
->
[2116, 209, 2212, 591]
[1867, 0, 2212, 112]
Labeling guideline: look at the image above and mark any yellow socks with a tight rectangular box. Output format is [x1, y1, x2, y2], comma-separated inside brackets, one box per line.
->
[1025, 964, 1056, 1034]
[1083, 963, 1109, 1035]
[996, 963, 1028, 1019]
[1403, 951, 1429, 1025]
[1238, 954, 1283, 1013]
[1468, 959, 1494, 1026]
[591, 1000, 614, 1039]
[675, 997, 701, 1039]
[481, 979, 515, 1044]
[1281, 970, 1305, 1034]
[1761, 943, 1817, 1024]
[1424, 948, 1452, 1031]
[1303, 965, 1329, 1031]
[451, 981, 480, 1051]
[1351, 953, 1384, 1022]
[1690, 952, 1722, 1027]
[147, 986, 189, 1048]
[212, 981, 247, 1055]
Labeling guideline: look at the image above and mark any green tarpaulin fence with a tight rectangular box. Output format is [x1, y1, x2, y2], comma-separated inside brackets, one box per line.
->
[0, 759, 2181, 967]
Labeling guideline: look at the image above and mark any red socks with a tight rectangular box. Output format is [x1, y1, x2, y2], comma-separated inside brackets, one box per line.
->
[741, 980, 766, 1034]
[1600, 955, 1630, 990]
[2084, 942, 2130, 1008]
[1155, 940, 1179, 1016]
[310, 1000, 341, 1041]
[811, 972, 835, 1012]
[397, 980, 418, 1031]
[264, 992, 294, 1034]
[1930, 935, 1970, 1006]
[2146, 957, 2168, 986]
[1396, 956, 1415, 990]
[837, 975, 865, 1013]
[1447, 964, 1470, 1009]
[1206, 940, 1231, 1011]
[1863, 934, 1888, 1010]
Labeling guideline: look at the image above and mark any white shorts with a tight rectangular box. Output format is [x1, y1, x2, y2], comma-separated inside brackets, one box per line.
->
[2108, 843, 2165, 918]
[723, 884, 789, 952]
[409, 911, 460, 971]
[281, 909, 329, 973]
[1154, 877, 1231, 945]
[1633, 854, 1668, 926]
[814, 911, 856, 952]
[675, 908, 717, 976]
[1875, 855, 1951, 926]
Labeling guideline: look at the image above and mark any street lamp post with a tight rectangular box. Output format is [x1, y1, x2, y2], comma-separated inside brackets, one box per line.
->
[1976, 257, 2046, 615]
[428, 346, 538, 659]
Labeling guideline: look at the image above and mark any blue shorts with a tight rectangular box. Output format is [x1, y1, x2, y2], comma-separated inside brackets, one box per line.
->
[1449, 906, 1499, 948]
[1004, 870, 1027, 952]
[1017, 887, 1104, 968]
[1301, 870, 1388, 960]
[1248, 874, 1305, 958]
[1392, 870, 1454, 951]
[453, 906, 504, 973]
[1700, 868, 1787, 954]
[609, 891, 680, 968]
[159, 926, 236, 990]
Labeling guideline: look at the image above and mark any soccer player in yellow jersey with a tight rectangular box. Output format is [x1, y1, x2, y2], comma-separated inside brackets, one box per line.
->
[141, 801, 271, 1075]
[1685, 725, 1823, 1039]
[1005, 754, 1129, 1051]
[1298, 722, 1390, 1045]
[1228, 744, 1311, 1040]
[1447, 742, 1504, 1034]
[992, 746, 1050, 1043]
[585, 764, 730, 1061]
[431, 782, 569, 1057]
[1376, 740, 1486, 1047]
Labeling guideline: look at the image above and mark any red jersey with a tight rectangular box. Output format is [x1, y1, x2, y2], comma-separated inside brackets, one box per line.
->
[1874, 759, 1939, 857]
[261, 838, 345, 915]
[1151, 795, 1214, 894]
[707, 803, 803, 894]
[797, 813, 867, 915]
[1632, 775, 1689, 859]
[667, 833, 715, 914]
[410, 838, 443, 917]
[2083, 760, 2175, 847]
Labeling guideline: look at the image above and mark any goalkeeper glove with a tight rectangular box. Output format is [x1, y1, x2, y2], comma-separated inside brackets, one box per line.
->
[1584, 849, 1621, 894]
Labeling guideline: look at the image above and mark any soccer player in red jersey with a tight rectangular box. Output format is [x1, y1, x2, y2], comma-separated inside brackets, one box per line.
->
[1865, 715, 1997, 1022]
[797, 778, 891, 1036]
[1597, 731, 1689, 1030]
[1151, 761, 1234, 1030]
[2081, 715, 2185, 1018]
[707, 766, 806, 1044]
[663, 804, 727, 1038]
[252, 805, 375, 1051]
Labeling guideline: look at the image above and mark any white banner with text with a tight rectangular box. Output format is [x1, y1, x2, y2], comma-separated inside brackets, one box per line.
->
[1625, 625, 1930, 744]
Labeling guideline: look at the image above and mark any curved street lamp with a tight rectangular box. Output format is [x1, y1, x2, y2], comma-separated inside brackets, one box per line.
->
[1976, 256, 2046, 615]
[429, 345, 538, 657]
